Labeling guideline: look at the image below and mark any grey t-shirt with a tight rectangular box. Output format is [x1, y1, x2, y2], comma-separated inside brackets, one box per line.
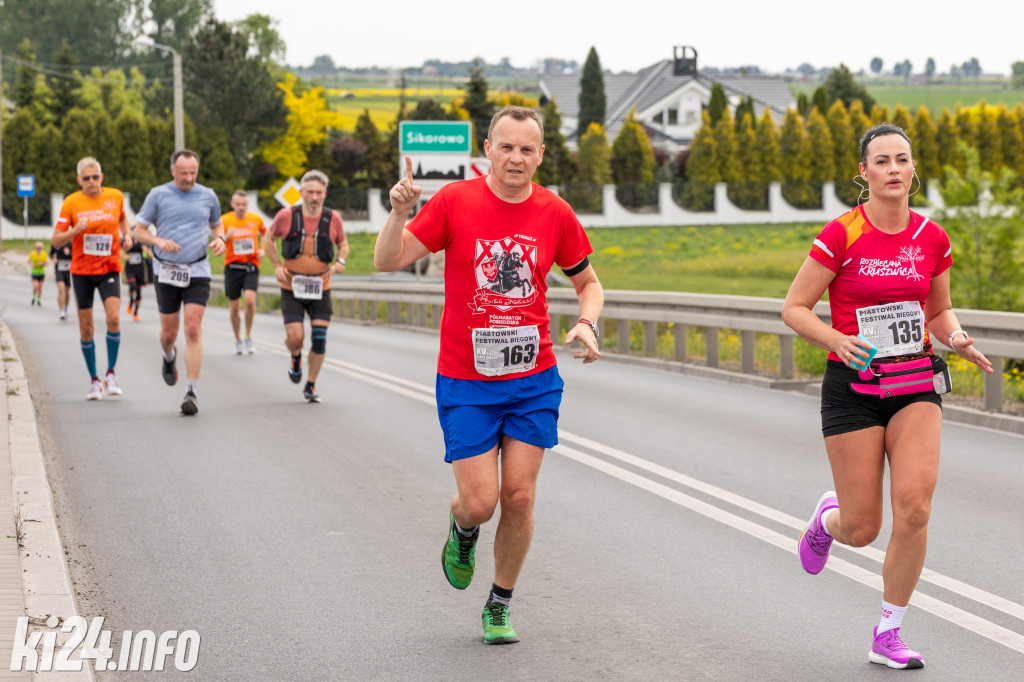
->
[136, 182, 222, 278]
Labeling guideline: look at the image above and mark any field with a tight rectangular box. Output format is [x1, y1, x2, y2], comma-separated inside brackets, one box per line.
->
[791, 79, 1024, 114]
[316, 74, 542, 130]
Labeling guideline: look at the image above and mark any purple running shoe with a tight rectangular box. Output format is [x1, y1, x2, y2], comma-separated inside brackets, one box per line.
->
[798, 491, 838, 574]
[869, 626, 924, 669]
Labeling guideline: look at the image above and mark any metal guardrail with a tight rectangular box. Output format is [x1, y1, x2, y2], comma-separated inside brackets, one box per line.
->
[210, 276, 1024, 414]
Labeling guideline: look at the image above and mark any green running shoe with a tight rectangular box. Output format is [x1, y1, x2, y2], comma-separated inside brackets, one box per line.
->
[482, 603, 519, 644]
[442, 513, 477, 589]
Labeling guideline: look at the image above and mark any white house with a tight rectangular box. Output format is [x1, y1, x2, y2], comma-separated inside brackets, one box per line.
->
[538, 46, 796, 154]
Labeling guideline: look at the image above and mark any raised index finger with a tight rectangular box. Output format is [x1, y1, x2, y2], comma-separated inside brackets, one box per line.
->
[404, 155, 414, 182]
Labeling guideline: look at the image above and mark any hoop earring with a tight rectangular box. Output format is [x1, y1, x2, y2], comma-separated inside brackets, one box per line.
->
[853, 175, 869, 205]
[908, 171, 922, 198]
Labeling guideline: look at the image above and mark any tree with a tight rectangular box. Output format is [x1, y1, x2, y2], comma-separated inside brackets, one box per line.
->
[351, 109, 391, 190]
[925, 58, 936, 80]
[780, 109, 816, 208]
[78, 68, 147, 119]
[823, 63, 875, 113]
[811, 86, 829, 114]
[731, 111, 766, 210]
[409, 98, 460, 121]
[108, 110, 154, 205]
[569, 123, 611, 213]
[954, 105, 977, 168]
[184, 19, 288, 179]
[59, 109, 96, 193]
[13, 38, 38, 110]
[1013, 62, 1024, 90]
[0, 0, 131, 66]
[49, 39, 82, 122]
[1001, 104, 1024, 178]
[33, 124, 65, 216]
[826, 100, 859, 206]
[934, 106, 962, 176]
[733, 96, 755, 130]
[870, 57, 883, 75]
[2, 111, 41, 221]
[912, 106, 939, 184]
[754, 107, 782, 189]
[938, 142, 1023, 311]
[707, 83, 728, 125]
[194, 126, 237, 208]
[534, 99, 575, 187]
[577, 47, 606, 137]
[234, 14, 286, 66]
[973, 100, 1002, 173]
[460, 59, 493, 153]
[611, 108, 657, 208]
[310, 55, 337, 73]
[138, 0, 215, 54]
[678, 111, 718, 211]
[259, 73, 344, 180]
[805, 108, 834, 208]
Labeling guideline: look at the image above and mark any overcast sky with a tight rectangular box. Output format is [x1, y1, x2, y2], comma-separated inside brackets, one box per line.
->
[213, 0, 1022, 76]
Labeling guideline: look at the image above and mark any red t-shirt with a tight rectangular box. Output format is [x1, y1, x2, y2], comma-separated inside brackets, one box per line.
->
[407, 176, 593, 380]
[809, 205, 952, 361]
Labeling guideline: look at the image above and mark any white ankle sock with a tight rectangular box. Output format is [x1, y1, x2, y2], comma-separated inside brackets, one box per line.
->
[819, 507, 837, 537]
[878, 600, 907, 633]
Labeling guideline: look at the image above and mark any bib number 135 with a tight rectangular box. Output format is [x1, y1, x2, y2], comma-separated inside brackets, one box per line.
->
[887, 319, 922, 345]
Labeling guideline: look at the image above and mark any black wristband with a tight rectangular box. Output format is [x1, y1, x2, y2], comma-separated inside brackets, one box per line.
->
[561, 256, 590, 277]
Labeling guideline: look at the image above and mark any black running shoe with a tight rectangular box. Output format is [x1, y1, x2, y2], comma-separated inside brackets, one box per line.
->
[303, 382, 320, 403]
[180, 389, 198, 416]
[288, 354, 302, 384]
[162, 347, 178, 386]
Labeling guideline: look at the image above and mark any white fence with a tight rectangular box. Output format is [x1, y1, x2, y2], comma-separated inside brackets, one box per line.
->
[3, 181, 947, 239]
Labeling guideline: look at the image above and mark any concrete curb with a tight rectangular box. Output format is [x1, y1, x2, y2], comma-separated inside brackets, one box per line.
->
[1, 321, 93, 681]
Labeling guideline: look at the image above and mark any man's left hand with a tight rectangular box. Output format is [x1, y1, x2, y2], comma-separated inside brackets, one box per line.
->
[331, 261, 346, 275]
[565, 323, 601, 364]
[210, 238, 226, 257]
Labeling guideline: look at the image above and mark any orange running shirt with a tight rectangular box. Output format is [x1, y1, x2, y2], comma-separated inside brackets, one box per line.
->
[54, 188, 126, 275]
[221, 211, 266, 266]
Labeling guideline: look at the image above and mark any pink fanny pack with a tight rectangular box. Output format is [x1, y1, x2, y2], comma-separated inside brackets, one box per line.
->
[849, 356, 946, 398]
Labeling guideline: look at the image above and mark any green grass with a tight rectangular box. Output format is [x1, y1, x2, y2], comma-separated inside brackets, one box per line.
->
[582, 222, 822, 295]
[792, 80, 1024, 115]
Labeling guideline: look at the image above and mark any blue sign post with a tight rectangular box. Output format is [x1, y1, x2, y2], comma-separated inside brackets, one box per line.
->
[17, 175, 35, 246]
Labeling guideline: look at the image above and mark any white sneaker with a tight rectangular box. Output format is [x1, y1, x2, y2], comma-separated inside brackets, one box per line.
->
[86, 379, 104, 401]
[245, 337, 256, 355]
[235, 340, 244, 355]
[104, 371, 122, 396]
[59, 309, 67, 320]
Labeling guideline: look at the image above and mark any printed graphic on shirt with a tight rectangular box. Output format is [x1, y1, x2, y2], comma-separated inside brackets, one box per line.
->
[471, 237, 539, 313]
[856, 245, 927, 281]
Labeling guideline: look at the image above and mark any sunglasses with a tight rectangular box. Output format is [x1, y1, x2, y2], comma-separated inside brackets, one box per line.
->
[81, 174, 101, 181]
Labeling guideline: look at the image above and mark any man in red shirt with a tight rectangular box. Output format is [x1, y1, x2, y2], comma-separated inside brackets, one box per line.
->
[375, 106, 603, 644]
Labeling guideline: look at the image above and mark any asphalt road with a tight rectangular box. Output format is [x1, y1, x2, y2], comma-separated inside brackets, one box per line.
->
[2, 272, 1023, 681]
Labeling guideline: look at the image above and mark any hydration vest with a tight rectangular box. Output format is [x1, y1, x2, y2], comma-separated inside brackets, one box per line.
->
[281, 206, 335, 263]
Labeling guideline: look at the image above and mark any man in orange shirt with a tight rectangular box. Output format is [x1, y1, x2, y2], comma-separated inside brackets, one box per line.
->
[221, 190, 266, 355]
[51, 157, 133, 400]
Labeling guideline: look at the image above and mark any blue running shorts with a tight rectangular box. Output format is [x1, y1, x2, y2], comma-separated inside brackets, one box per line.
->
[436, 365, 564, 462]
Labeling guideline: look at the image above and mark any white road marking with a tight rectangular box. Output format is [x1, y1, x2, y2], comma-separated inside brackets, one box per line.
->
[247, 333, 1024, 651]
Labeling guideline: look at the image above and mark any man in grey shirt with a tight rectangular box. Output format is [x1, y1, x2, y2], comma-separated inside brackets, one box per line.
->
[133, 149, 225, 415]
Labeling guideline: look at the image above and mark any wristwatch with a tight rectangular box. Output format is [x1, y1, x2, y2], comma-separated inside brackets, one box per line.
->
[578, 318, 599, 338]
